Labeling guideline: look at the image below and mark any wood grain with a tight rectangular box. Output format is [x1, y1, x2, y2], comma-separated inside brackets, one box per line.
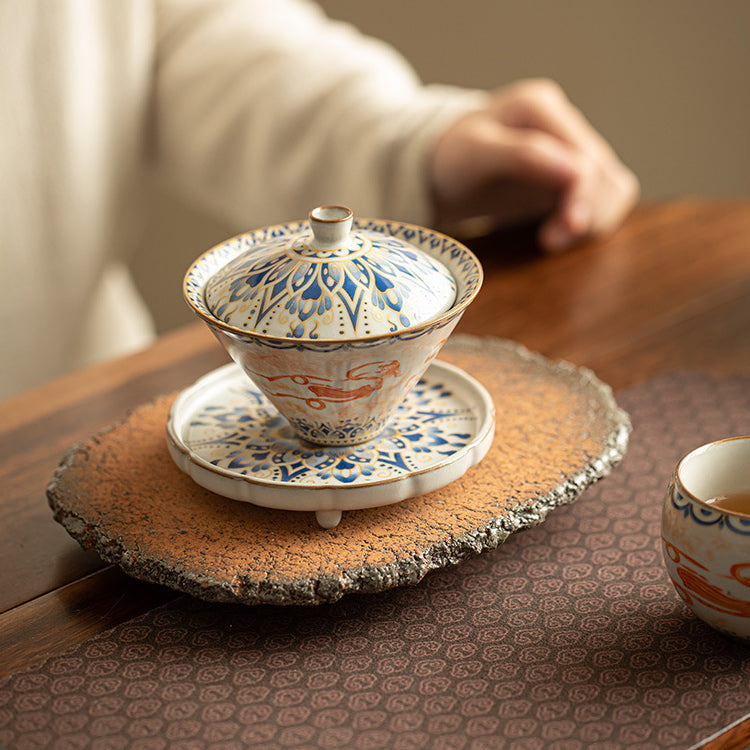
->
[1, 199, 749, 682]
[691, 713, 750, 750]
[0, 324, 229, 613]
[460, 200, 750, 383]
[0, 567, 177, 680]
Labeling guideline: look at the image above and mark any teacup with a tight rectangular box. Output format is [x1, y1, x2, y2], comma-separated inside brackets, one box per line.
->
[184, 207, 482, 446]
[661, 436, 750, 640]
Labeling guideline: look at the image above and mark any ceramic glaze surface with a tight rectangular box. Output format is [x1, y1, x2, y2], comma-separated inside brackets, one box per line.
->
[661, 436, 750, 640]
[213, 323, 459, 446]
[184, 210, 482, 446]
[166, 359, 495, 527]
[204, 206, 457, 339]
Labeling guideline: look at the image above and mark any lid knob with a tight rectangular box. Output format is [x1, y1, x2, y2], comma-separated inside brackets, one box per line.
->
[308, 205, 353, 251]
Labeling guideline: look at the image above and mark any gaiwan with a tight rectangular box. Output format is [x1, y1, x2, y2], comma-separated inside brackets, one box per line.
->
[183, 206, 483, 446]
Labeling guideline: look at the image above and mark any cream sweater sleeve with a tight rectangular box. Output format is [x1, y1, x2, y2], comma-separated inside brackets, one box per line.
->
[152, 0, 484, 229]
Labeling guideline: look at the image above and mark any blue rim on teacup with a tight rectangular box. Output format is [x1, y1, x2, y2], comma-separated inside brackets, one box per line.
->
[674, 435, 750, 519]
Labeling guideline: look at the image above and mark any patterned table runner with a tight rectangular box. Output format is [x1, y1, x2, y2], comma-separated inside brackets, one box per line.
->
[2, 371, 749, 750]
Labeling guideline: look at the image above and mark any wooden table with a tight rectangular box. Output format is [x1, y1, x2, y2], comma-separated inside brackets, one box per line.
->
[2, 200, 749, 748]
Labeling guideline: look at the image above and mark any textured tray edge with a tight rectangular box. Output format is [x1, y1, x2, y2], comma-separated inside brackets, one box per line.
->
[47, 335, 632, 607]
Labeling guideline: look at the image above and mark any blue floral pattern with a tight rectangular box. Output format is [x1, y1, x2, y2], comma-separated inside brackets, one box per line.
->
[670, 486, 750, 535]
[184, 218, 481, 346]
[183, 369, 479, 487]
[204, 229, 456, 339]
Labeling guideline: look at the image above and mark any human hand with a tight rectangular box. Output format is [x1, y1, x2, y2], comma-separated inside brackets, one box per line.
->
[429, 78, 639, 252]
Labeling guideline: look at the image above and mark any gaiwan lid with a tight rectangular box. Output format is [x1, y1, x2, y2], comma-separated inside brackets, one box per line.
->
[204, 206, 457, 339]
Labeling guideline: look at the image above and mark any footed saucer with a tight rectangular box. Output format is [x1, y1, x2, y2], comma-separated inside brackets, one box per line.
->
[166, 360, 495, 528]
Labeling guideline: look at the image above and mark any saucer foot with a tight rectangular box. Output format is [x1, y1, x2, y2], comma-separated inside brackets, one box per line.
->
[316, 510, 342, 529]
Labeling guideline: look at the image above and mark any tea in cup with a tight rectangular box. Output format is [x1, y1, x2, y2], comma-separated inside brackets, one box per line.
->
[661, 436, 750, 640]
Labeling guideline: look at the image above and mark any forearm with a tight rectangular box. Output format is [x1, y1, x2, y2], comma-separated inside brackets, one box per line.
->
[152, 0, 482, 228]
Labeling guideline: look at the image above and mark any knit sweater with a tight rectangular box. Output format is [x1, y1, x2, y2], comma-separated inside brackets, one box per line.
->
[0, 0, 481, 397]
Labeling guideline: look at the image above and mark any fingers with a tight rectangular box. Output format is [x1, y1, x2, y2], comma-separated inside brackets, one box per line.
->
[539, 152, 640, 253]
[429, 79, 639, 243]
[489, 125, 579, 188]
[488, 79, 640, 252]
[490, 78, 614, 160]
[539, 197, 591, 253]
[430, 109, 580, 227]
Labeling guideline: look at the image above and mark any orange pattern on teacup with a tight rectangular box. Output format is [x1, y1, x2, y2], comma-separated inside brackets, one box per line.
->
[731, 563, 750, 587]
[662, 539, 750, 617]
[247, 360, 401, 409]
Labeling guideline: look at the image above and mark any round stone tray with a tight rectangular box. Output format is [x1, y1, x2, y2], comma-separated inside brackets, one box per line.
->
[47, 335, 631, 606]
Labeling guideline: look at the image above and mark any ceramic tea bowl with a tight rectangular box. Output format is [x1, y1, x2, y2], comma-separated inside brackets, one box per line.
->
[184, 206, 483, 445]
[661, 436, 750, 640]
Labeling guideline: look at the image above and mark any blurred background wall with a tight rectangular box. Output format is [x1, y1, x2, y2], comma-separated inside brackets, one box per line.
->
[132, 0, 749, 335]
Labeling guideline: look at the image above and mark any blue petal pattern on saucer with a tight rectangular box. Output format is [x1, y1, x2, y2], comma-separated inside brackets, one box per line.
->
[181, 366, 481, 487]
[166, 360, 495, 519]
